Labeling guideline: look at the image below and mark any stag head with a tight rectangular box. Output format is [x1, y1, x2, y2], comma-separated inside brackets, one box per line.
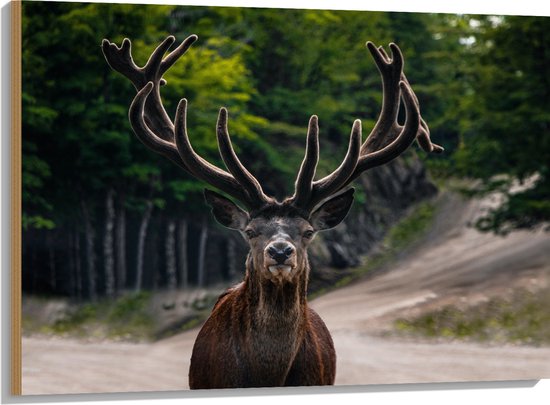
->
[102, 34, 442, 285]
[203, 186, 354, 284]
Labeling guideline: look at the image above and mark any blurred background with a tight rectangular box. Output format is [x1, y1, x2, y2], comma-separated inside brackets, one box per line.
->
[21, 0, 549, 377]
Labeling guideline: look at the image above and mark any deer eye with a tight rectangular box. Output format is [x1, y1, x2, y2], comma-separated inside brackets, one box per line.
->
[303, 230, 315, 239]
[245, 229, 257, 239]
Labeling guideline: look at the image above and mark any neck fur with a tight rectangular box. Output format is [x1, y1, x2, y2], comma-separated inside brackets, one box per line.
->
[239, 253, 310, 385]
[244, 253, 309, 321]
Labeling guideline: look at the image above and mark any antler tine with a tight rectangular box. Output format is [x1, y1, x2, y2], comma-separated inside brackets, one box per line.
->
[128, 82, 190, 170]
[101, 38, 142, 86]
[416, 120, 443, 153]
[216, 108, 272, 207]
[353, 81, 421, 172]
[160, 34, 198, 77]
[398, 74, 444, 154]
[296, 120, 362, 211]
[377, 46, 444, 154]
[292, 115, 320, 208]
[173, 98, 252, 207]
[137, 36, 178, 142]
[102, 35, 198, 89]
[102, 35, 198, 142]
[141, 35, 176, 80]
[361, 42, 404, 153]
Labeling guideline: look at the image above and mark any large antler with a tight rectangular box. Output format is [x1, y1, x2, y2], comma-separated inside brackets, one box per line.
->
[103, 35, 441, 214]
[102, 36, 272, 210]
[291, 42, 443, 212]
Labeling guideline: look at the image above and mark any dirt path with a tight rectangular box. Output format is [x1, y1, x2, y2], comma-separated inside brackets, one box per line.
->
[22, 194, 550, 395]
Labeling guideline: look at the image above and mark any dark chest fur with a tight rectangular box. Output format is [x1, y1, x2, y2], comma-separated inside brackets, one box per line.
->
[238, 280, 307, 385]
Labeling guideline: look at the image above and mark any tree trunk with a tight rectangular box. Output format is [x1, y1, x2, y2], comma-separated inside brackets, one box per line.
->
[115, 194, 127, 291]
[31, 246, 38, 294]
[165, 219, 177, 291]
[103, 188, 116, 298]
[178, 219, 188, 290]
[197, 217, 209, 288]
[81, 200, 97, 301]
[68, 232, 75, 297]
[74, 229, 82, 300]
[135, 200, 153, 292]
[48, 233, 56, 292]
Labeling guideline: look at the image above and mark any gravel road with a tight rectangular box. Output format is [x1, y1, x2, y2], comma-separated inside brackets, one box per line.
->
[22, 193, 550, 395]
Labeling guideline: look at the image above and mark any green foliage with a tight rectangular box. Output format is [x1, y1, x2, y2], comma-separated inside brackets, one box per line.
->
[22, 142, 54, 229]
[361, 201, 437, 278]
[168, 180, 205, 202]
[21, 2, 272, 226]
[22, 215, 55, 231]
[385, 202, 436, 250]
[21, 4, 550, 298]
[21, 3, 450, 225]
[45, 292, 154, 341]
[394, 288, 550, 346]
[453, 16, 550, 232]
[473, 176, 550, 234]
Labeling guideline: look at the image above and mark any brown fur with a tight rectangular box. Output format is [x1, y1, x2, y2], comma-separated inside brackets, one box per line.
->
[188, 254, 335, 389]
[188, 193, 351, 389]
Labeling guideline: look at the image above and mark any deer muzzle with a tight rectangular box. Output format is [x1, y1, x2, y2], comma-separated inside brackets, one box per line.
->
[265, 241, 296, 276]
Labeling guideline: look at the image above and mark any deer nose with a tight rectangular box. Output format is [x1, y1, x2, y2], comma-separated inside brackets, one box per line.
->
[267, 245, 294, 264]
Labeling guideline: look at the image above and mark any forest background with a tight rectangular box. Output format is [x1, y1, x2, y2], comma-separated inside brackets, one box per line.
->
[21, 2, 550, 304]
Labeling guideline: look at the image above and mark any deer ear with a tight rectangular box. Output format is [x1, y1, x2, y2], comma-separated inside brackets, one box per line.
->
[204, 189, 249, 230]
[309, 188, 355, 231]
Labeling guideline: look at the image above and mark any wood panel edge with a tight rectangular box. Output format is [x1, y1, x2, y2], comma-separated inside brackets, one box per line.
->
[11, 0, 22, 397]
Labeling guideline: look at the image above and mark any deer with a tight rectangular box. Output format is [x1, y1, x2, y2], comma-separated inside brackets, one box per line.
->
[102, 33, 443, 389]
